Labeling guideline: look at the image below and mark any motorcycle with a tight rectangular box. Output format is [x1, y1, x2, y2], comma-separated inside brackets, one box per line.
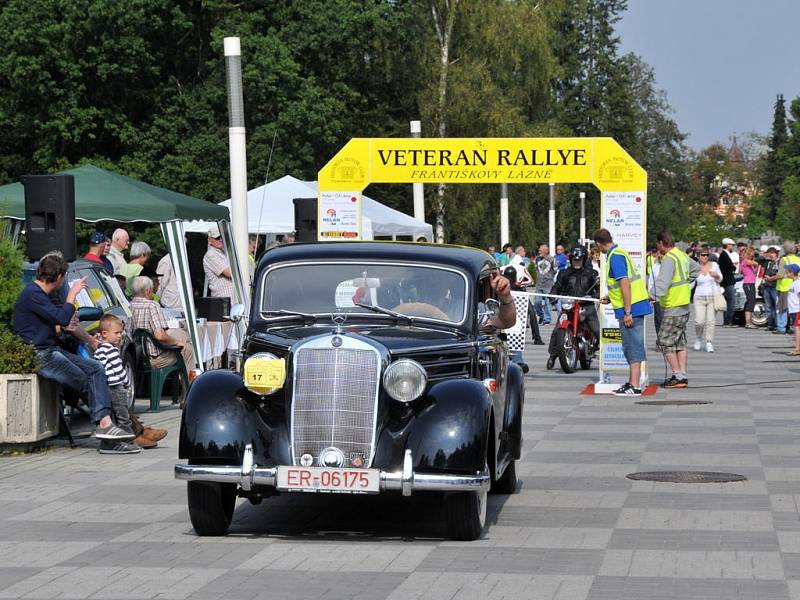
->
[546, 296, 598, 374]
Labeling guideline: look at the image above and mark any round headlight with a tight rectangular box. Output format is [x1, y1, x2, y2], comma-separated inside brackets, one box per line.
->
[243, 352, 286, 395]
[383, 359, 427, 403]
[561, 301, 574, 310]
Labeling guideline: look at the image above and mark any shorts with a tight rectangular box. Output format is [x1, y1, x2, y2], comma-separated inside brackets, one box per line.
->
[657, 313, 690, 352]
[619, 316, 647, 364]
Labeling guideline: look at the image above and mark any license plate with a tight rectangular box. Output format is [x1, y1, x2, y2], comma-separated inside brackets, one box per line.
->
[276, 466, 380, 494]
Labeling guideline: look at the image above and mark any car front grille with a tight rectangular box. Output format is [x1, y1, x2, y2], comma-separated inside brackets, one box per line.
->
[291, 336, 381, 468]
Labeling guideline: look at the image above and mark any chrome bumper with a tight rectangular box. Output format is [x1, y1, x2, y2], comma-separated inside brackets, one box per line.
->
[174, 445, 490, 496]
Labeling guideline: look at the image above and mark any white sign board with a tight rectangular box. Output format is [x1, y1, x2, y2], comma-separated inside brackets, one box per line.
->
[318, 191, 361, 241]
[598, 191, 647, 387]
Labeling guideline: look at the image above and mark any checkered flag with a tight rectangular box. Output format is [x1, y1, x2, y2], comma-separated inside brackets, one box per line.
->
[503, 291, 529, 353]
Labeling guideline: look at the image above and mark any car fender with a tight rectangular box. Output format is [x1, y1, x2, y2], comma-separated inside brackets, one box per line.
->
[178, 370, 264, 463]
[406, 379, 492, 474]
[502, 362, 525, 459]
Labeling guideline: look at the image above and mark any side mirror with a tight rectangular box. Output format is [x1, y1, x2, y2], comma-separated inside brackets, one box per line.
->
[228, 303, 246, 323]
[76, 306, 103, 322]
[478, 298, 500, 327]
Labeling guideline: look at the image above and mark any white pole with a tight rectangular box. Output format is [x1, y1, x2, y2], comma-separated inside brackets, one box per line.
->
[548, 183, 556, 252]
[579, 191, 586, 245]
[500, 183, 509, 246]
[410, 120, 425, 223]
[224, 37, 251, 296]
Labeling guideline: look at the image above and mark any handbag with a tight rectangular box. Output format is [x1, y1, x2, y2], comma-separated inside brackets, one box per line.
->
[713, 288, 727, 312]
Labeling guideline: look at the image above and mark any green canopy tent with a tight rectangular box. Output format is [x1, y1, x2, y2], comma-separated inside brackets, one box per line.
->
[0, 164, 242, 372]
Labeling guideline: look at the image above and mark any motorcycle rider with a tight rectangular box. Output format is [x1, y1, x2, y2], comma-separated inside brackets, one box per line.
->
[546, 246, 600, 370]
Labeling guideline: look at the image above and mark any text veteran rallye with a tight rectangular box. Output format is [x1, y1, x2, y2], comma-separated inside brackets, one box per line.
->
[175, 242, 524, 540]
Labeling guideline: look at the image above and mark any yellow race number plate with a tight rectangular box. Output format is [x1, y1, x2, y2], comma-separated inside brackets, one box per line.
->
[244, 356, 286, 394]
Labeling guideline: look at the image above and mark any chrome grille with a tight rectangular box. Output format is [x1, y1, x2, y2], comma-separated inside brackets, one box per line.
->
[291, 337, 380, 468]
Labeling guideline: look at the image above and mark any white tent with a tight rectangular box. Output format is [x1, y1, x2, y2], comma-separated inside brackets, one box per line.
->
[184, 175, 433, 240]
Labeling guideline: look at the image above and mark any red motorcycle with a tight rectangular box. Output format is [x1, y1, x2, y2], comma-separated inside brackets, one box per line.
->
[546, 298, 598, 374]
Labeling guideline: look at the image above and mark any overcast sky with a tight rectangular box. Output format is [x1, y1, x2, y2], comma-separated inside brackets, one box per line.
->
[616, 0, 800, 150]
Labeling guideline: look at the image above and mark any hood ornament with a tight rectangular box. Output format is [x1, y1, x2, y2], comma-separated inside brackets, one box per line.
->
[332, 312, 347, 334]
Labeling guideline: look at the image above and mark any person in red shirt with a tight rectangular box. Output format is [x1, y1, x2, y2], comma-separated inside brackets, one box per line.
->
[83, 231, 113, 274]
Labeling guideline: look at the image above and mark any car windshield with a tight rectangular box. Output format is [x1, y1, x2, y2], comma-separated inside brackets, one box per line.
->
[260, 263, 468, 324]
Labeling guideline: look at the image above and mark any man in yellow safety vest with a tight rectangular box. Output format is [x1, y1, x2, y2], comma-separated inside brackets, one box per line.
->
[653, 231, 700, 388]
[776, 241, 800, 334]
[594, 228, 653, 397]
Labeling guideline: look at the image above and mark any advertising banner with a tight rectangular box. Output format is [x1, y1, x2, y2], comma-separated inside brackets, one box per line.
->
[599, 191, 647, 385]
[318, 191, 361, 241]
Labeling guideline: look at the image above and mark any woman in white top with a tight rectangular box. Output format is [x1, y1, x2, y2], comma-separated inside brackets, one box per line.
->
[693, 247, 723, 352]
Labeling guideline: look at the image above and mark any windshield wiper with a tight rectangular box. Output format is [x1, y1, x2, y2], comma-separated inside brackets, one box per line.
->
[262, 309, 318, 323]
[355, 302, 415, 324]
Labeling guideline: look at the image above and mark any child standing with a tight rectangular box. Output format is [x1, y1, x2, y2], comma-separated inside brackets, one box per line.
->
[785, 264, 800, 356]
[94, 314, 141, 454]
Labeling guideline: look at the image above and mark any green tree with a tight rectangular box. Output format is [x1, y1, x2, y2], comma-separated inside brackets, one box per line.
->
[762, 94, 789, 224]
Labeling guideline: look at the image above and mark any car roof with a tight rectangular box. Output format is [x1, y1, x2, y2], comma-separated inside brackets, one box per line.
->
[257, 241, 496, 279]
[23, 259, 107, 273]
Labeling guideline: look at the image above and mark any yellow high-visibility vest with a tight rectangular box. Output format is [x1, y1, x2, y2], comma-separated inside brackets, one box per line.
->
[605, 246, 649, 310]
[659, 247, 691, 308]
[777, 255, 800, 292]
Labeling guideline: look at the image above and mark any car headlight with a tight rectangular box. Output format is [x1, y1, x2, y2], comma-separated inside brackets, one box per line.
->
[561, 301, 574, 310]
[243, 352, 286, 395]
[383, 359, 427, 403]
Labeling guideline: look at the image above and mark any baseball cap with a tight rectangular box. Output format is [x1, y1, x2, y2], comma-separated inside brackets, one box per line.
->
[208, 223, 222, 239]
[721, 237, 735, 246]
[786, 264, 800, 275]
[89, 231, 108, 245]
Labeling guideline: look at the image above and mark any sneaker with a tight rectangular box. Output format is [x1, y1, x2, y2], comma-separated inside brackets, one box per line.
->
[693, 340, 702, 351]
[95, 424, 135, 441]
[705, 342, 714, 353]
[662, 375, 688, 389]
[533, 338, 545, 346]
[546, 356, 556, 370]
[98, 441, 142, 454]
[614, 382, 642, 396]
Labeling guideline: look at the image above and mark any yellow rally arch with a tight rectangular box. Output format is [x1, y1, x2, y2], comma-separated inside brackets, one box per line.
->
[317, 137, 648, 391]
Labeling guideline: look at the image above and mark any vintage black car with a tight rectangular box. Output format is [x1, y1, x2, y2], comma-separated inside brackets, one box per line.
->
[175, 242, 524, 540]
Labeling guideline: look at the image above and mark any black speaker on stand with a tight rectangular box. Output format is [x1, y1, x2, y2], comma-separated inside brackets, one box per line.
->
[293, 197, 318, 242]
[21, 174, 76, 261]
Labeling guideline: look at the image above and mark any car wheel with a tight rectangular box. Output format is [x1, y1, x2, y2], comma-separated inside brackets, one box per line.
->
[491, 459, 517, 494]
[556, 329, 577, 373]
[751, 301, 768, 327]
[443, 462, 488, 541]
[187, 481, 236, 536]
[123, 352, 136, 412]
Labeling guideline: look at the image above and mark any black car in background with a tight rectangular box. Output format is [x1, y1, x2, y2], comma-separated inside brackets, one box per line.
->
[175, 242, 525, 540]
[23, 259, 138, 409]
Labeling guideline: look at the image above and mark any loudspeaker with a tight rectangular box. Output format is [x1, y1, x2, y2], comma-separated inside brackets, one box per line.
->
[293, 197, 317, 242]
[195, 296, 231, 322]
[22, 174, 76, 261]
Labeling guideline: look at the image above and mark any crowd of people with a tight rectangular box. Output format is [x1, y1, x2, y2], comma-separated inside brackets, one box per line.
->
[489, 232, 800, 396]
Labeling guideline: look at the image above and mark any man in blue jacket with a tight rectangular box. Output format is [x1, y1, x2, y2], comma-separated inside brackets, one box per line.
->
[13, 254, 133, 442]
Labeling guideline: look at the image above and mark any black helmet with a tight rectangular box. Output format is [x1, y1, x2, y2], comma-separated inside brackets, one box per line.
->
[570, 246, 587, 261]
[502, 265, 518, 284]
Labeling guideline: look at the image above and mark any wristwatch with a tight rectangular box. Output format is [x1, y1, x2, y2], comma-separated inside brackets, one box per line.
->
[624, 311, 632, 317]
[499, 297, 514, 306]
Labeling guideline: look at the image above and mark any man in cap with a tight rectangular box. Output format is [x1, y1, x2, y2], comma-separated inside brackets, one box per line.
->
[203, 223, 235, 302]
[718, 238, 737, 326]
[83, 232, 113, 275]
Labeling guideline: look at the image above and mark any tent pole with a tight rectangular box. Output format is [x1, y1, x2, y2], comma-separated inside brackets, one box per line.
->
[410, 120, 425, 223]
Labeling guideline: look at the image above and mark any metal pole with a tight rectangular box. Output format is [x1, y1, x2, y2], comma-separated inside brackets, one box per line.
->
[410, 120, 425, 223]
[500, 183, 509, 246]
[223, 37, 251, 296]
[579, 191, 586, 245]
[548, 183, 556, 252]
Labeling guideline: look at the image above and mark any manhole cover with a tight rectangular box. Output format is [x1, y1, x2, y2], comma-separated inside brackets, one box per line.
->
[635, 400, 712, 406]
[626, 471, 746, 483]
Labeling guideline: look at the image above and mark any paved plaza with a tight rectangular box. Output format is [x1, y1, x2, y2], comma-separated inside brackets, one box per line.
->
[2, 321, 800, 599]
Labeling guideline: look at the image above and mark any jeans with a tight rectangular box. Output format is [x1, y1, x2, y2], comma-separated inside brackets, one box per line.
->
[620, 316, 647, 364]
[37, 348, 112, 422]
[534, 286, 552, 324]
[777, 291, 788, 332]
[763, 286, 778, 329]
[723, 284, 736, 325]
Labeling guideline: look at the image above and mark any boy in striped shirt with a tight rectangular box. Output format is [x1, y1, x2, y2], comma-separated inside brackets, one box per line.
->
[94, 315, 141, 454]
